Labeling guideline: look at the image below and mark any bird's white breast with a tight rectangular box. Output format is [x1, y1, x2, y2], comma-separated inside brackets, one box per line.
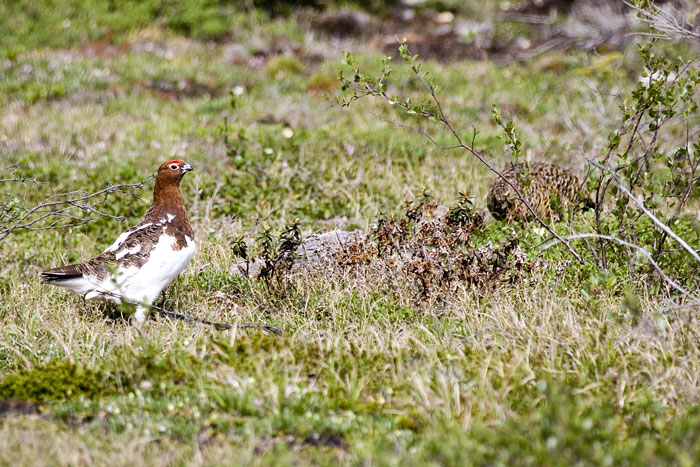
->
[86, 231, 195, 305]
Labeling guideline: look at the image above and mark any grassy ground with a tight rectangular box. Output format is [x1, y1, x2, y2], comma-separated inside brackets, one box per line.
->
[1, 3, 700, 465]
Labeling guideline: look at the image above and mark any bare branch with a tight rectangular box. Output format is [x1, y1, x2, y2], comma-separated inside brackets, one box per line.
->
[369, 112, 463, 150]
[586, 158, 700, 265]
[0, 164, 43, 184]
[542, 233, 700, 303]
[626, 1, 700, 41]
[98, 290, 282, 334]
[1, 169, 155, 242]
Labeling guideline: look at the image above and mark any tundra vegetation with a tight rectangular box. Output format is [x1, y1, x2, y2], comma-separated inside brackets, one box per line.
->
[1, 0, 700, 464]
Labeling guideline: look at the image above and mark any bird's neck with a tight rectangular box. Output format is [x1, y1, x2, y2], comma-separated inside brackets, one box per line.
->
[146, 180, 190, 227]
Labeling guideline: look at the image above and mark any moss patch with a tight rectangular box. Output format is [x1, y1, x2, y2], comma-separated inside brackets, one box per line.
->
[0, 360, 107, 402]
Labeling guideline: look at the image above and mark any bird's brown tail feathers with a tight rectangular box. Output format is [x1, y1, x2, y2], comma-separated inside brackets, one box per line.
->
[40, 264, 88, 281]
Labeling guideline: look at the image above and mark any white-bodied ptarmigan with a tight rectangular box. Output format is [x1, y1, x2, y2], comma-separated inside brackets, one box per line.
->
[40, 160, 196, 324]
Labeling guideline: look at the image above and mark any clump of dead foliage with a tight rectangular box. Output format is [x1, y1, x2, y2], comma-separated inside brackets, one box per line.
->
[233, 194, 533, 301]
[343, 195, 532, 300]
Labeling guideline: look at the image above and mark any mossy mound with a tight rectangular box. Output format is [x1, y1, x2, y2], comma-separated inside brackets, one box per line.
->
[0, 359, 106, 402]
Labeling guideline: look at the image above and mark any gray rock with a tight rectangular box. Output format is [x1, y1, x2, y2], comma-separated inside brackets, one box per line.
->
[230, 229, 365, 278]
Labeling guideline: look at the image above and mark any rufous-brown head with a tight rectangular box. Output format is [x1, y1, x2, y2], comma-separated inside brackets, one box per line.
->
[156, 159, 193, 186]
[148, 160, 194, 219]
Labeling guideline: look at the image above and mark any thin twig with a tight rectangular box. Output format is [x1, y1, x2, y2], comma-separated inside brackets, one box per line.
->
[340, 42, 585, 263]
[147, 301, 282, 335]
[99, 290, 282, 335]
[1, 173, 155, 242]
[587, 158, 700, 265]
[625, 1, 700, 41]
[0, 164, 43, 184]
[541, 233, 700, 303]
[370, 112, 463, 150]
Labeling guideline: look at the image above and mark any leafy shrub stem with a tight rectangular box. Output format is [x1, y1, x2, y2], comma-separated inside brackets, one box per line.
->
[587, 158, 700, 265]
[336, 40, 584, 263]
[542, 233, 699, 303]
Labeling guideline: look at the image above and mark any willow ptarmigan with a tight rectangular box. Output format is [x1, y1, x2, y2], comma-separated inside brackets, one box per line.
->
[487, 162, 588, 222]
[40, 160, 195, 324]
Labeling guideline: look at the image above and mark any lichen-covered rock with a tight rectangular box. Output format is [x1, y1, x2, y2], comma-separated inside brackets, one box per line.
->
[231, 229, 364, 278]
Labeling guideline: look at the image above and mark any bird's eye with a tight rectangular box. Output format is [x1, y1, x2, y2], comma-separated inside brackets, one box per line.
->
[169, 164, 178, 170]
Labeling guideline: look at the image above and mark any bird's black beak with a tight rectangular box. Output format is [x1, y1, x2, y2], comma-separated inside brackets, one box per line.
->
[182, 163, 193, 172]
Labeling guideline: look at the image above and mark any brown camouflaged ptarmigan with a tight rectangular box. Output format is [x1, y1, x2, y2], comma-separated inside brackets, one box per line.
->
[487, 162, 588, 222]
[40, 160, 195, 324]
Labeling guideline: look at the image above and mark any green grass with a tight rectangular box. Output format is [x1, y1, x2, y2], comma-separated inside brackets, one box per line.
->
[1, 2, 700, 465]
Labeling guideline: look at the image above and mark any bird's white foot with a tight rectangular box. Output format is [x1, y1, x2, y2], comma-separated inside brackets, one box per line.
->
[131, 306, 149, 326]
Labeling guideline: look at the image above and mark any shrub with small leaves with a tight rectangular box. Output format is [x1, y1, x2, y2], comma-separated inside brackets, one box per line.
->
[588, 40, 700, 290]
